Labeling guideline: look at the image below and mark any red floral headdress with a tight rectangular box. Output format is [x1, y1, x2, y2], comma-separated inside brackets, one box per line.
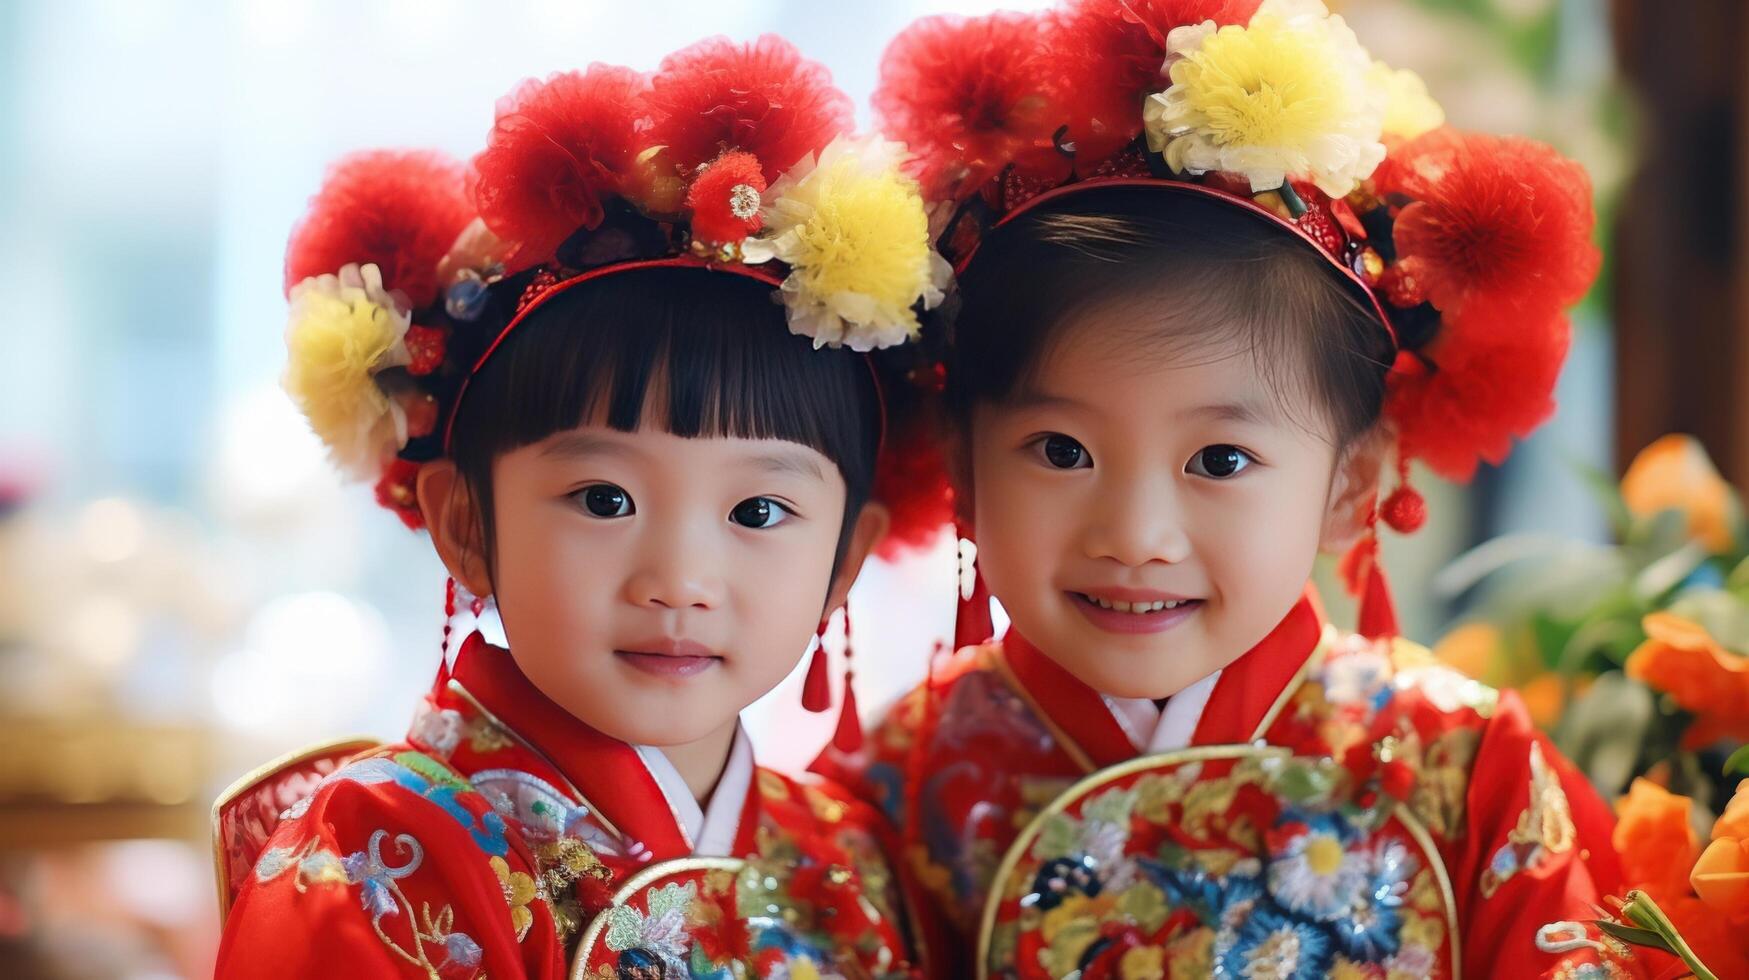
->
[278, 35, 953, 552]
[879, 0, 1600, 633]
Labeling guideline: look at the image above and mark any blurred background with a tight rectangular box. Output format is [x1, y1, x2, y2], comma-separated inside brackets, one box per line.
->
[1, 0, 1744, 975]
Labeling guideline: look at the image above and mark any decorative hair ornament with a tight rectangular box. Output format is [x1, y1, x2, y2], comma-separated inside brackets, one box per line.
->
[277, 35, 951, 544]
[879, 0, 1599, 499]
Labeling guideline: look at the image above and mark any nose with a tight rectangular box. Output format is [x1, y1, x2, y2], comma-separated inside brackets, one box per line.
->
[624, 517, 726, 611]
[1081, 470, 1192, 568]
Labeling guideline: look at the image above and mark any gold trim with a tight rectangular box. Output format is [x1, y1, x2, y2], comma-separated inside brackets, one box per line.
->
[210, 735, 380, 925]
[985, 645, 1099, 775]
[446, 679, 627, 843]
[1392, 800, 1463, 978]
[568, 856, 747, 980]
[1248, 624, 1337, 741]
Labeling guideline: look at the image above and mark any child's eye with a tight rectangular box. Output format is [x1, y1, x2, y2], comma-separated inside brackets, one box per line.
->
[729, 496, 793, 529]
[576, 483, 634, 518]
[1035, 434, 1092, 470]
[1185, 445, 1254, 479]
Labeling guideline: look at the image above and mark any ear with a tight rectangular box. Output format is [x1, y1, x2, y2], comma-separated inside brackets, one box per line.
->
[415, 459, 494, 596]
[1319, 426, 1392, 555]
[823, 502, 891, 617]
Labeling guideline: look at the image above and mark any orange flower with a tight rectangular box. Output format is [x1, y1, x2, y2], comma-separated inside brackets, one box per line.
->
[1691, 783, 1749, 918]
[1613, 778, 1700, 902]
[1517, 674, 1565, 730]
[1433, 622, 1502, 683]
[1692, 838, 1749, 914]
[1620, 434, 1737, 553]
[1625, 613, 1749, 747]
[1715, 783, 1749, 842]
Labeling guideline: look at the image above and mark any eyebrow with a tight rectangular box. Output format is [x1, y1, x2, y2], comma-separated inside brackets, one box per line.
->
[747, 449, 828, 482]
[1004, 387, 1089, 411]
[1184, 400, 1274, 425]
[538, 432, 638, 461]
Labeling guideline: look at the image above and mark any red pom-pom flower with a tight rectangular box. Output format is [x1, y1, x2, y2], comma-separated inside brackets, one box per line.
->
[873, 11, 1061, 199]
[373, 458, 425, 530]
[871, 409, 955, 560]
[1386, 312, 1572, 482]
[1046, 0, 1260, 164]
[284, 150, 473, 309]
[471, 64, 650, 272]
[685, 151, 766, 245]
[645, 35, 851, 182]
[1376, 129, 1600, 332]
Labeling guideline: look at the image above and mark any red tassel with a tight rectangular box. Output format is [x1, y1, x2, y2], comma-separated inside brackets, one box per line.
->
[833, 673, 863, 752]
[1354, 540, 1400, 640]
[832, 607, 864, 752]
[801, 618, 832, 713]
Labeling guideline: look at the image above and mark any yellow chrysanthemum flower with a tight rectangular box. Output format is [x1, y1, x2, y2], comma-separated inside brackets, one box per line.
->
[751, 134, 950, 352]
[1371, 61, 1445, 140]
[1144, 0, 1387, 198]
[282, 263, 411, 479]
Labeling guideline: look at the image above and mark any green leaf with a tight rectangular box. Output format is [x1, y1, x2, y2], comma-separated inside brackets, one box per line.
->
[1595, 919, 1673, 952]
[1725, 744, 1749, 778]
[1727, 554, 1749, 595]
[1569, 456, 1634, 540]
[1668, 589, 1749, 654]
[1553, 673, 1654, 796]
[1634, 541, 1709, 603]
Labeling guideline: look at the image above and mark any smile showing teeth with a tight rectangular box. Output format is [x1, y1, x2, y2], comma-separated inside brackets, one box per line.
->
[1080, 594, 1193, 614]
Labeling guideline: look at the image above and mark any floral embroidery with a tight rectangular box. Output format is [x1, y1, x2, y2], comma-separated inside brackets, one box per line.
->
[991, 756, 1448, 979]
[258, 828, 484, 979]
[1267, 814, 1370, 921]
[1480, 741, 1576, 898]
[603, 881, 696, 972]
[1406, 727, 1480, 839]
[490, 855, 538, 941]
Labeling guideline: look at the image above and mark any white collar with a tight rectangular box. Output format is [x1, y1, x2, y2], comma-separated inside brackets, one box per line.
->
[634, 723, 755, 857]
[1102, 669, 1221, 755]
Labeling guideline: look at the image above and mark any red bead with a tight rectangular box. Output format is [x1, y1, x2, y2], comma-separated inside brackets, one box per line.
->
[404, 325, 448, 376]
[1296, 207, 1344, 255]
[1381, 484, 1428, 534]
[400, 392, 440, 439]
[517, 269, 561, 312]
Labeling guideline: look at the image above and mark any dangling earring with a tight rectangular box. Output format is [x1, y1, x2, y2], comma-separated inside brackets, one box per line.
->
[954, 526, 994, 650]
[1346, 506, 1399, 640]
[801, 615, 832, 713]
[832, 605, 863, 753]
[441, 576, 458, 658]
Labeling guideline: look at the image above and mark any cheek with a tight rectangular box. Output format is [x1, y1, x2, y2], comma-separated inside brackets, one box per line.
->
[493, 507, 616, 643]
[1191, 478, 1325, 593]
[731, 524, 840, 662]
[970, 455, 1073, 594]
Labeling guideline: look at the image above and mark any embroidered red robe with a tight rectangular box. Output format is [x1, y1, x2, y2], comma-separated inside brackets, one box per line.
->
[215, 632, 922, 979]
[819, 590, 1650, 978]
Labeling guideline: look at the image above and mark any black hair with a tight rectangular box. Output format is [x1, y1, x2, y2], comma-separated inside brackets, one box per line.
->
[946, 186, 1394, 447]
[446, 266, 883, 577]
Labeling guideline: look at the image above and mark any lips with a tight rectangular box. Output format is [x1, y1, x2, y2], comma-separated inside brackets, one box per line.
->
[1067, 590, 1204, 635]
[615, 637, 723, 678]
[1079, 594, 1197, 614]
